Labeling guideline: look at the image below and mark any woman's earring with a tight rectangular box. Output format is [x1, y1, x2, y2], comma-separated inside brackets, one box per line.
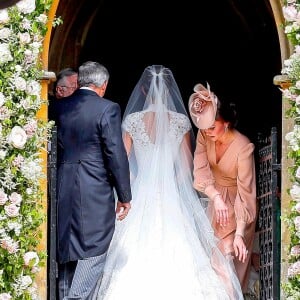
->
[225, 125, 228, 132]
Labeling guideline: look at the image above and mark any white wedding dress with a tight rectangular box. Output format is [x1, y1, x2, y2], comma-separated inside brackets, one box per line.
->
[95, 110, 243, 300]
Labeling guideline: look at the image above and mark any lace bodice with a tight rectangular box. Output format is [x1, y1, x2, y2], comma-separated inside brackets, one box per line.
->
[122, 111, 191, 148]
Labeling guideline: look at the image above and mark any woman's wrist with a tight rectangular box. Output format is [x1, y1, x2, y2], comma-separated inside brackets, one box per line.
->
[234, 232, 245, 241]
[212, 193, 221, 201]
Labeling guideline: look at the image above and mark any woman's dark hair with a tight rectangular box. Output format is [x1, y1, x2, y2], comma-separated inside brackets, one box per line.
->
[215, 99, 238, 128]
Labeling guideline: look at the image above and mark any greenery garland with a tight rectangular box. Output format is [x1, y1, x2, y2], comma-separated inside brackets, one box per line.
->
[0, 0, 54, 299]
[281, 0, 300, 299]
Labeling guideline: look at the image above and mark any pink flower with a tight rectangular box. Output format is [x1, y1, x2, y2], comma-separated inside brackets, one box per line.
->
[12, 154, 25, 168]
[23, 251, 39, 267]
[4, 203, 20, 217]
[288, 261, 300, 277]
[294, 216, 300, 231]
[291, 245, 300, 256]
[9, 192, 22, 206]
[0, 293, 12, 300]
[0, 189, 8, 205]
[0, 238, 19, 254]
[24, 119, 37, 138]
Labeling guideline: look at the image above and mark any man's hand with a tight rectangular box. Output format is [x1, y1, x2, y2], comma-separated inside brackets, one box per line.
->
[116, 201, 131, 221]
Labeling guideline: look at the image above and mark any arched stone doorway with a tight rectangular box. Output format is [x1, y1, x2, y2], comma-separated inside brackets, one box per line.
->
[43, 0, 290, 298]
[49, 0, 282, 142]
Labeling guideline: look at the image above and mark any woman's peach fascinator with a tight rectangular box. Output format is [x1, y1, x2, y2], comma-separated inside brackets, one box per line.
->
[188, 82, 218, 129]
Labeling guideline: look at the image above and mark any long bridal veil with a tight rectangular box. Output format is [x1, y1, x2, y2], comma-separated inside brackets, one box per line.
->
[95, 65, 243, 300]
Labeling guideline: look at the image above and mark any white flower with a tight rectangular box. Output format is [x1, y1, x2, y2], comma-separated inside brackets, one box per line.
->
[26, 80, 41, 96]
[21, 18, 31, 30]
[0, 9, 9, 24]
[8, 126, 27, 149]
[16, 0, 36, 14]
[296, 166, 300, 179]
[295, 202, 300, 212]
[0, 92, 5, 107]
[24, 49, 35, 64]
[0, 150, 6, 160]
[21, 159, 42, 181]
[26, 188, 33, 195]
[36, 14, 48, 24]
[7, 221, 22, 236]
[19, 275, 32, 289]
[23, 251, 39, 267]
[14, 76, 27, 91]
[20, 97, 32, 110]
[0, 189, 8, 205]
[0, 293, 12, 300]
[14, 65, 22, 73]
[0, 43, 12, 65]
[27, 284, 38, 299]
[285, 25, 294, 34]
[18, 32, 31, 44]
[0, 28, 12, 40]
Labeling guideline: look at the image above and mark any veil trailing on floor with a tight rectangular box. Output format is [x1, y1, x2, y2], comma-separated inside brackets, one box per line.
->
[95, 65, 243, 300]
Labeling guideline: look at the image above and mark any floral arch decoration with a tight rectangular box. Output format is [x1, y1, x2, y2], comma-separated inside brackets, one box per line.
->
[0, 0, 56, 299]
[281, 0, 300, 298]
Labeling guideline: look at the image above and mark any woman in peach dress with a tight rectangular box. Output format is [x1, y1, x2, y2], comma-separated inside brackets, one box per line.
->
[189, 84, 257, 293]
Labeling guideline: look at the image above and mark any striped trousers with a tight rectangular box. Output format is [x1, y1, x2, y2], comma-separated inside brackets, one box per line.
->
[59, 253, 107, 300]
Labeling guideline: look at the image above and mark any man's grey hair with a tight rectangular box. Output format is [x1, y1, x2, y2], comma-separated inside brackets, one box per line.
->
[78, 61, 110, 88]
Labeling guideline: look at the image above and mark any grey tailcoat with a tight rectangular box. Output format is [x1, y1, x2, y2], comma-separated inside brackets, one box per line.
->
[55, 89, 132, 264]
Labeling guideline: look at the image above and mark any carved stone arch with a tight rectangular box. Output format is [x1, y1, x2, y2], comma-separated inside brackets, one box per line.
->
[49, 0, 102, 72]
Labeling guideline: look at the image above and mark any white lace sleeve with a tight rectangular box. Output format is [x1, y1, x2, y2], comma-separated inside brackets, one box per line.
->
[169, 113, 192, 143]
[122, 113, 138, 137]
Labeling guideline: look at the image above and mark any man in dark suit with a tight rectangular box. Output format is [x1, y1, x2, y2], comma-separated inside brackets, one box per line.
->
[55, 61, 132, 299]
[48, 68, 78, 121]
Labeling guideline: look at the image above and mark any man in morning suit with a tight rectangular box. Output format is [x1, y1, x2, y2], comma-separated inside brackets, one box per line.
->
[55, 61, 132, 299]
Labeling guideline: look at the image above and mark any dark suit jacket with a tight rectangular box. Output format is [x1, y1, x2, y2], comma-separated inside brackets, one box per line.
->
[55, 88, 131, 264]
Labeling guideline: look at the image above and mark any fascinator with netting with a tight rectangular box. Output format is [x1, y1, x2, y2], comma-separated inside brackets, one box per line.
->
[188, 83, 218, 129]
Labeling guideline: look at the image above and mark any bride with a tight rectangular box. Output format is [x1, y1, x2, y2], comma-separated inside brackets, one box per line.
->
[94, 65, 243, 300]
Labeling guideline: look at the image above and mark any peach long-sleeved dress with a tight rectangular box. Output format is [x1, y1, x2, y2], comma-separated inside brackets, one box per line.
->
[193, 129, 257, 292]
